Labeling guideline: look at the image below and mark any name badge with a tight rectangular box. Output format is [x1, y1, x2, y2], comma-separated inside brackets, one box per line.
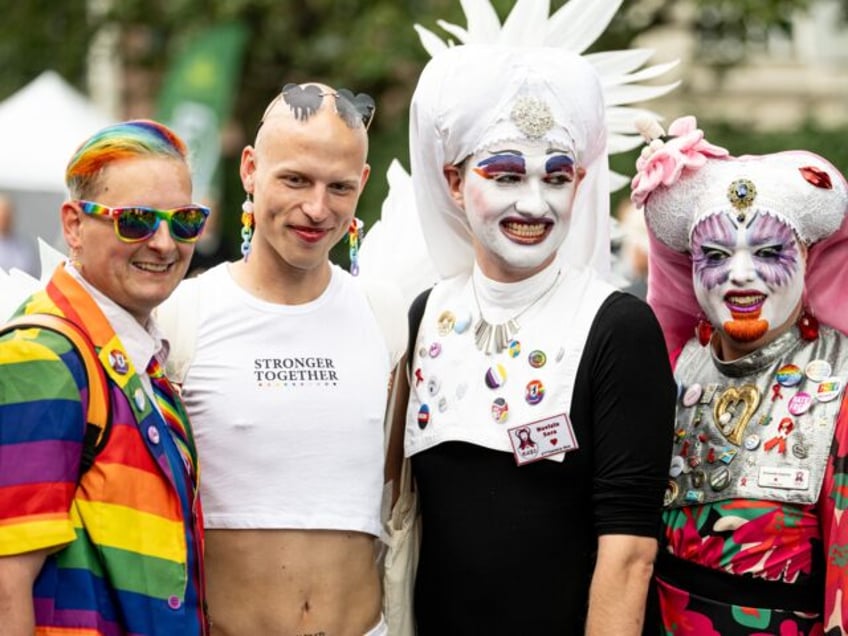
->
[757, 466, 810, 490]
[508, 413, 578, 466]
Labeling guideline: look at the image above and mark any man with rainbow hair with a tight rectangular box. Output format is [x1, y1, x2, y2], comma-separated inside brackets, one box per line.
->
[0, 120, 210, 634]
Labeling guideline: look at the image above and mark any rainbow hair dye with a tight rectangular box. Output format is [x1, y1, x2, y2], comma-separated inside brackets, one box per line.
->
[65, 119, 188, 199]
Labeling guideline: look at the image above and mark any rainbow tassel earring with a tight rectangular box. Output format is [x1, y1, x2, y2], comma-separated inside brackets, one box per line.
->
[240, 194, 254, 261]
[348, 217, 364, 276]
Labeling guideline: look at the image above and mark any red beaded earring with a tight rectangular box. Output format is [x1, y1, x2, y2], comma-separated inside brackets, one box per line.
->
[696, 316, 713, 347]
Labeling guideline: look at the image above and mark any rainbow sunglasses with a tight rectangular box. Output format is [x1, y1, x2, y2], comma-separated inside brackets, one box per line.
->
[77, 200, 210, 244]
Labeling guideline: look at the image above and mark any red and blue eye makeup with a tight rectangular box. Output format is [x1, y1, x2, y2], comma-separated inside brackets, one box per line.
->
[472, 150, 575, 181]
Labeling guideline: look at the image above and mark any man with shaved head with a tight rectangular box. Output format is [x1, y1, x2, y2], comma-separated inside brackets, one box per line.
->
[157, 83, 405, 635]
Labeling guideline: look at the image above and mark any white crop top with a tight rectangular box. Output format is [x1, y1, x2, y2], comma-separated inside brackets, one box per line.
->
[166, 263, 393, 536]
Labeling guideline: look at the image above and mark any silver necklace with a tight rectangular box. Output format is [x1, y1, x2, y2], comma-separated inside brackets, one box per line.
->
[471, 269, 562, 355]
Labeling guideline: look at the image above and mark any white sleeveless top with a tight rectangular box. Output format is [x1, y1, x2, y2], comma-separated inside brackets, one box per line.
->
[168, 263, 393, 536]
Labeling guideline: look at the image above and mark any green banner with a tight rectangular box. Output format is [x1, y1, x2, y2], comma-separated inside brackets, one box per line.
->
[156, 22, 248, 201]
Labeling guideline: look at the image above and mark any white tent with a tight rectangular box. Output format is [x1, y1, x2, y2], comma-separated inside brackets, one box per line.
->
[0, 70, 113, 268]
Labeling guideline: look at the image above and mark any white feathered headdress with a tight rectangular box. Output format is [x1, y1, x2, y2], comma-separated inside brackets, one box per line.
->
[360, 0, 679, 303]
[415, 0, 679, 190]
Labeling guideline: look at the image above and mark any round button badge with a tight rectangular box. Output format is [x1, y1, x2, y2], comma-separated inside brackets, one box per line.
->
[792, 442, 809, 459]
[454, 311, 473, 334]
[805, 359, 832, 383]
[133, 388, 146, 410]
[417, 404, 431, 429]
[508, 340, 521, 358]
[108, 349, 129, 375]
[147, 425, 160, 445]
[681, 383, 703, 408]
[788, 391, 813, 416]
[528, 350, 547, 369]
[775, 364, 803, 387]
[436, 311, 456, 336]
[709, 466, 731, 492]
[491, 397, 509, 423]
[744, 434, 760, 451]
[485, 364, 508, 389]
[525, 380, 545, 405]
[816, 377, 842, 403]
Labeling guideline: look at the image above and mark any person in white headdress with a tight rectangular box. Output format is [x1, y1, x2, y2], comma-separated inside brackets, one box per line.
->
[632, 115, 848, 634]
[378, 3, 679, 632]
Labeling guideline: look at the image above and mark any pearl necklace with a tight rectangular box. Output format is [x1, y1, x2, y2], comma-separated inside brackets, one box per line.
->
[471, 269, 562, 355]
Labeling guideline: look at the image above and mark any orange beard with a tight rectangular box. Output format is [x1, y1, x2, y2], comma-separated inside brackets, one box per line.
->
[723, 318, 769, 342]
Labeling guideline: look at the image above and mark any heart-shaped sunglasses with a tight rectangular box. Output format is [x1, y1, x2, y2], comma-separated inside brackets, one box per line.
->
[258, 83, 375, 131]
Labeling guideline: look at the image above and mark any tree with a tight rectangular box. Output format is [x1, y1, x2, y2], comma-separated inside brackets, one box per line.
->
[0, 0, 840, 263]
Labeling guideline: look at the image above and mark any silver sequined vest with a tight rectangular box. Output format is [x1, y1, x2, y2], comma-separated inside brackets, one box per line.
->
[665, 326, 848, 508]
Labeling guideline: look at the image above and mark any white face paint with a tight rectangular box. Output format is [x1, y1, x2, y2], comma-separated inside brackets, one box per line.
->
[458, 139, 580, 280]
[691, 211, 805, 356]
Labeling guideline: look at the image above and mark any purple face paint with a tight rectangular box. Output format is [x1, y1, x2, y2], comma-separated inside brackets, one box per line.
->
[692, 212, 800, 291]
[691, 213, 736, 290]
[746, 212, 800, 288]
[692, 209, 806, 355]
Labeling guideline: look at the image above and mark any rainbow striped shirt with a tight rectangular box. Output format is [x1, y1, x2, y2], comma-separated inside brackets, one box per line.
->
[0, 266, 206, 635]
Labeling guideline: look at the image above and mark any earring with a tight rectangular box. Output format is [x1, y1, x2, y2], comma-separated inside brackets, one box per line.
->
[797, 308, 819, 341]
[348, 217, 364, 276]
[240, 194, 254, 261]
[70, 249, 82, 272]
[696, 316, 713, 347]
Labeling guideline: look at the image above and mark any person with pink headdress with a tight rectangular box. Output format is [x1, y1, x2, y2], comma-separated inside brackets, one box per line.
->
[632, 115, 848, 634]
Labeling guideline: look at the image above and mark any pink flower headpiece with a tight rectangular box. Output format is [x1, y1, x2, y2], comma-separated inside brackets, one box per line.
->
[631, 116, 848, 364]
[630, 116, 729, 208]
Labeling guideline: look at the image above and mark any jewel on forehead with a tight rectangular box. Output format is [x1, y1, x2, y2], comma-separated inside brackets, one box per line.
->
[510, 96, 554, 139]
[727, 178, 757, 222]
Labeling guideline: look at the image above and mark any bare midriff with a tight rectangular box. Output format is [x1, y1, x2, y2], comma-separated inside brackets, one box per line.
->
[205, 528, 382, 636]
